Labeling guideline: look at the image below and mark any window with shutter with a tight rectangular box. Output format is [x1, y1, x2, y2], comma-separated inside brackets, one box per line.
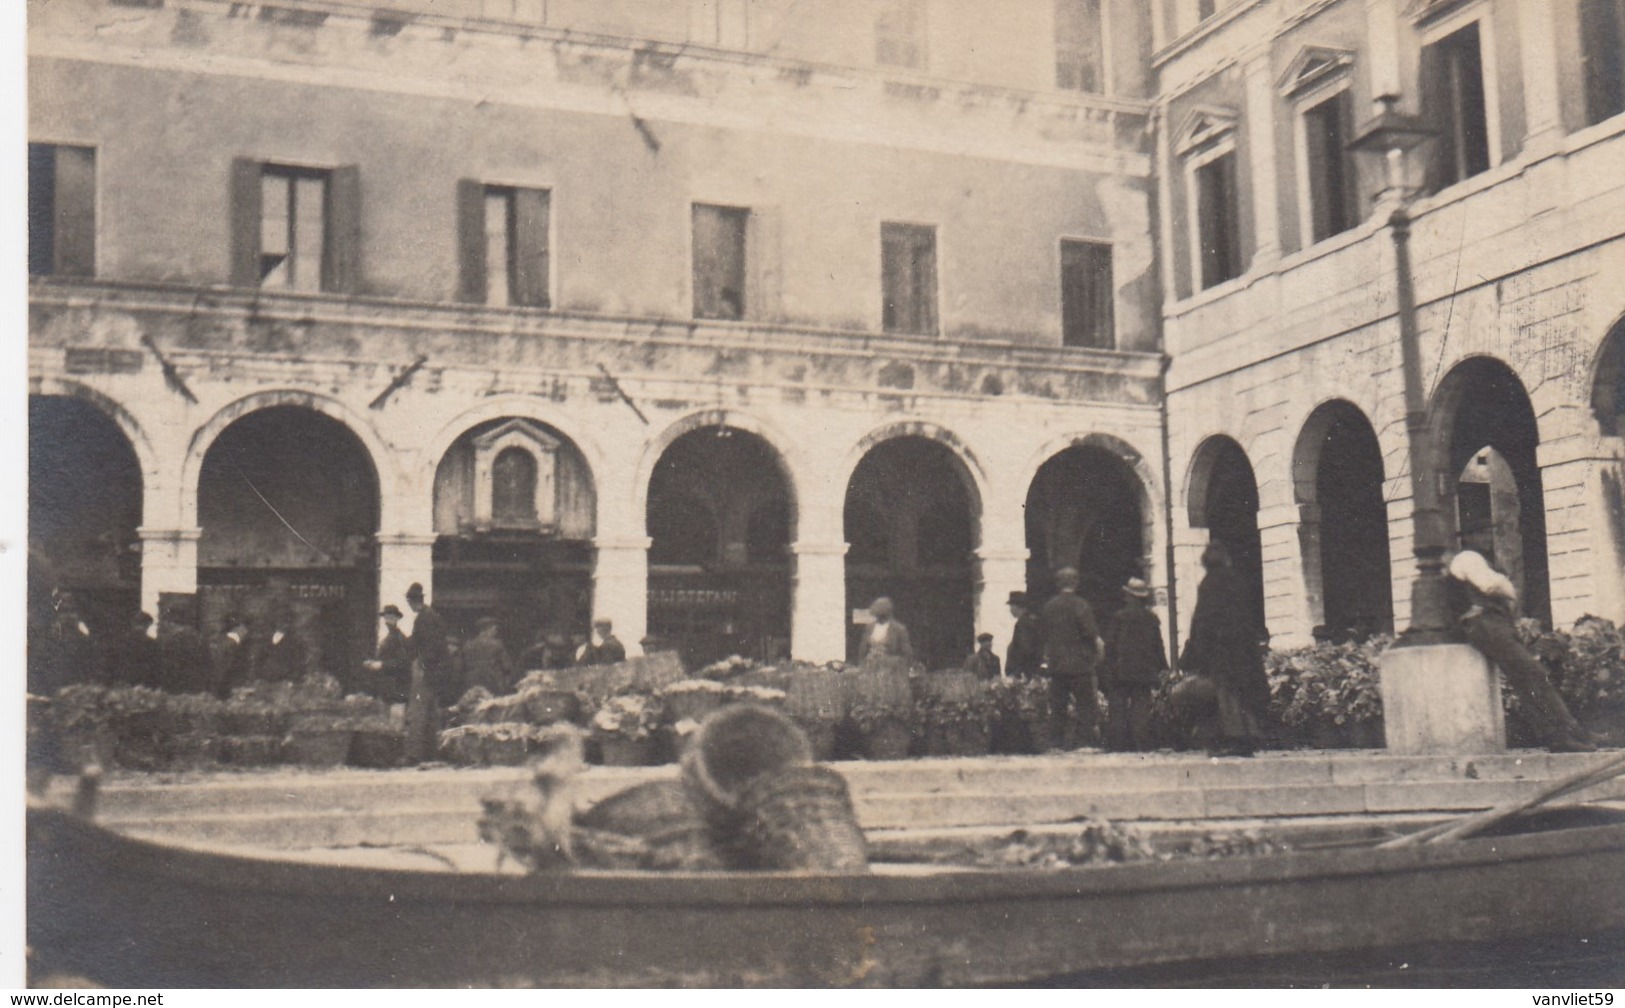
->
[460, 184, 549, 307]
[255, 164, 330, 292]
[1060, 240, 1114, 349]
[1581, 0, 1625, 126]
[1420, 21, 1491, 189]
[880, 222, 938, 336]
[693, 203, 748, 321]
[28, 143, 96, 278]
[1054, 0, 1105, 93]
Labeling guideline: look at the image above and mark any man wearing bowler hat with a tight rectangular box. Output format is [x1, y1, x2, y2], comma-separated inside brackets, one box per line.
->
[1005, 590, 1043, 679]
[363, 604, 411, 704]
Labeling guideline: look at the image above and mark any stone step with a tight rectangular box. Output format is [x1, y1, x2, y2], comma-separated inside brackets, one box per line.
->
[84, 749, 1585, 823]
[90, 755, 1625, 849]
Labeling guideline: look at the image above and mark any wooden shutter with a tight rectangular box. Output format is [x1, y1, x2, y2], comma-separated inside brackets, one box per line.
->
[1061, 240, 1113, 349]
[512, 186, 550, 308]
[456, 179, 487, 303]
[229, 157, 263, 287]
[1581, 0, 1625, 125]
[53, 146, 96, 277]
[323, 164, 361, 294]
[880, 225, 910, 333]
[914, 227, 938, 336]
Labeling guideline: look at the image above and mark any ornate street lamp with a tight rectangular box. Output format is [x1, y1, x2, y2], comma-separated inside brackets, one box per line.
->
[1348, 95, 1447, 645]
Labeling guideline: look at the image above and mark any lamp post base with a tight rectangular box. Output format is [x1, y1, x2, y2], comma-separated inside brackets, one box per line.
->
[1380, 644, 1505, 755]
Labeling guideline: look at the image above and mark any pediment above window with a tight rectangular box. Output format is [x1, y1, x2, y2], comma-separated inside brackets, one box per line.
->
[1403, 0, 1474, 25]
[1174, 106, 1238, 157]
[471, 419, 560, 532]
[1276, 46, 1355, 98]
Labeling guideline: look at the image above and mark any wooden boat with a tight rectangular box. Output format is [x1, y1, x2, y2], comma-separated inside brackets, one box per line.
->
[26, 803, 1625, 987]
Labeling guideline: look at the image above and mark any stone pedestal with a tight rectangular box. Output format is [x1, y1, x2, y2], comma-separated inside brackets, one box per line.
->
[791, 541, 848, 663]
[1380, 643, 1505, 755]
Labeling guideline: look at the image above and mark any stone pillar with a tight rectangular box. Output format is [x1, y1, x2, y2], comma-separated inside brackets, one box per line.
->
[975, 547, 1029, 664]
[790, 541, 849, 663]
[1381, 644, 1505, 754]
[138, 527, 201, 617]
[1517, 0, 1566, 155]
[375, 533, 437, 610]
[1244, 52, 1282, 268]
[593, 536, 650, 658]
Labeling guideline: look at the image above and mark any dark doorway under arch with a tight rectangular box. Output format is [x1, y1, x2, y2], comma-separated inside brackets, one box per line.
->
[1295, 401, 1393, 639]
[1189, 435, 1266, 643]
[1025, 444, 1148, 626]
[29, 395, 143, 637]
[844, 435, 978, 670]
[197, 406, 380, 684]
[647, 426, 794, 668]
[1432, 357, 1550, 625]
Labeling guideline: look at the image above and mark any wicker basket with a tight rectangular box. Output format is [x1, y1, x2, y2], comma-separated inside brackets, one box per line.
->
[786, 671, 846, 723]
[577, 780, 723, 871]
[663, 690, 728, 724]
[860, 717, 912, 760]
[282, 728, 353, 768]
[348, 728, 405, 768]
[681, 705, 813, 817]
[596, 733, 656, 767]
[734, 765, 869, 872]
[523, 689, 583, 726]
[220, 734, 282, 766]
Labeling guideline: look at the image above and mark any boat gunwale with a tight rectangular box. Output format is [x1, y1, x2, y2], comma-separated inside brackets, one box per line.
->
[32, 808, 1625, 910]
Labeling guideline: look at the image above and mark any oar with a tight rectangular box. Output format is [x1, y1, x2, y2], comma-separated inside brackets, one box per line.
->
[1380, 751, 1625, 848]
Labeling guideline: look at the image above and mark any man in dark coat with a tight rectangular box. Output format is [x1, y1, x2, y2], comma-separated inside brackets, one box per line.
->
[1040, 567, 1103, 750]
[209, 614, 250, 698]
[157, 601, 211, 695]
[576, 618, 627, 667]
[1101, 578, 1168, 752]
[109, 612, 163, 688]
[462, 616, 515, 695]
[1005, 591, 1043, 678]
[405, 583, 452, 763]
[363, 604, 411, 703]
[258, 614, 310, 683]
[963, 632, 1002, 679]
[1174, 541, 1263, 756]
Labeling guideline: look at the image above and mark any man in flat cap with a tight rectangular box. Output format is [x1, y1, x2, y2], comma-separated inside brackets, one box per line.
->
[964, 631, 1002, 680]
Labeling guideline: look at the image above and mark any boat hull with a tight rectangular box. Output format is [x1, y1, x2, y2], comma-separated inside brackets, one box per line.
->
[26, 809, 1625, 987]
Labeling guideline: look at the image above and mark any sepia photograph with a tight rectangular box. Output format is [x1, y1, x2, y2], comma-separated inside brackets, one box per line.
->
[17, 0, 1625, 989]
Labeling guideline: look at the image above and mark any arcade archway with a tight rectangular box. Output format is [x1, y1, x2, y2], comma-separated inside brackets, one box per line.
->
[1293, 401, 1393, 639]
[1187, 435, 1266, 642]
[844, 435, 979, 669]
[1024, 444, 1149, 625]
[197, 406, 380, 683]
[1431, 357, 1550, 624]
[432, 417, 597, 665]
[29, 395, 143, 633]
[646, 426, 794, 668]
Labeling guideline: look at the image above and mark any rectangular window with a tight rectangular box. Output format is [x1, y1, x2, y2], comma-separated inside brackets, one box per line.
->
[1303, 90, 1358, 243]
[28, 143, 96, 277]
[880, 222, 938, 336]
[1194, 151, 1242, 289]
[1420, 21, 1491, 189]
[1581, 0, 1625, 126]
[875, 0, 925, 69]
[1060, 240, 1114, 349]
[259, 165, 328, 292]
[457, 181, 550, 307]
[1055, 0, 1105, 93]
[230, 160, 360, 293]
[692, 203, 748, 321]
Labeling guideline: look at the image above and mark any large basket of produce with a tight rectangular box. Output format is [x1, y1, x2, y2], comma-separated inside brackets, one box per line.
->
[520, 686, 583, 726]
[681, 705, 813, 820]
[858, 717, 912, 760]
[220, 734, 281, 766]
[283, 717, 355, 768]
[576, 779, 723, 871]
[660, 680, 732, 723]
[348, 725, 405, 768]
[734, 765, 868, 872]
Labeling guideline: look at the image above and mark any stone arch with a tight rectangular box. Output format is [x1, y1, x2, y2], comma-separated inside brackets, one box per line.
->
[181, 390, 400, 530]
[1021, 432, 1162, 559]
[28, 376, 160, 485]
[836, 419, 989, 522]
[634, 408, 802, 522]
[416, 396, 607, 512]
[1291, 399, 1393, 637]
[1183, 434, 1266, 640]
[1594, 313, 1625, 438]
[1427, 355, 1550, 624]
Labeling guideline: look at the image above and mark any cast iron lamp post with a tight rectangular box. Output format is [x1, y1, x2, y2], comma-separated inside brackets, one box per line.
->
[1348, 94, 1448, 646]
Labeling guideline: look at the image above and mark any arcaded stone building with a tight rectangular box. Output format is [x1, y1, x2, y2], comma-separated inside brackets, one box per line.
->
[1151, 0, 1625, 647]
[28, 0, 1169, 673]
